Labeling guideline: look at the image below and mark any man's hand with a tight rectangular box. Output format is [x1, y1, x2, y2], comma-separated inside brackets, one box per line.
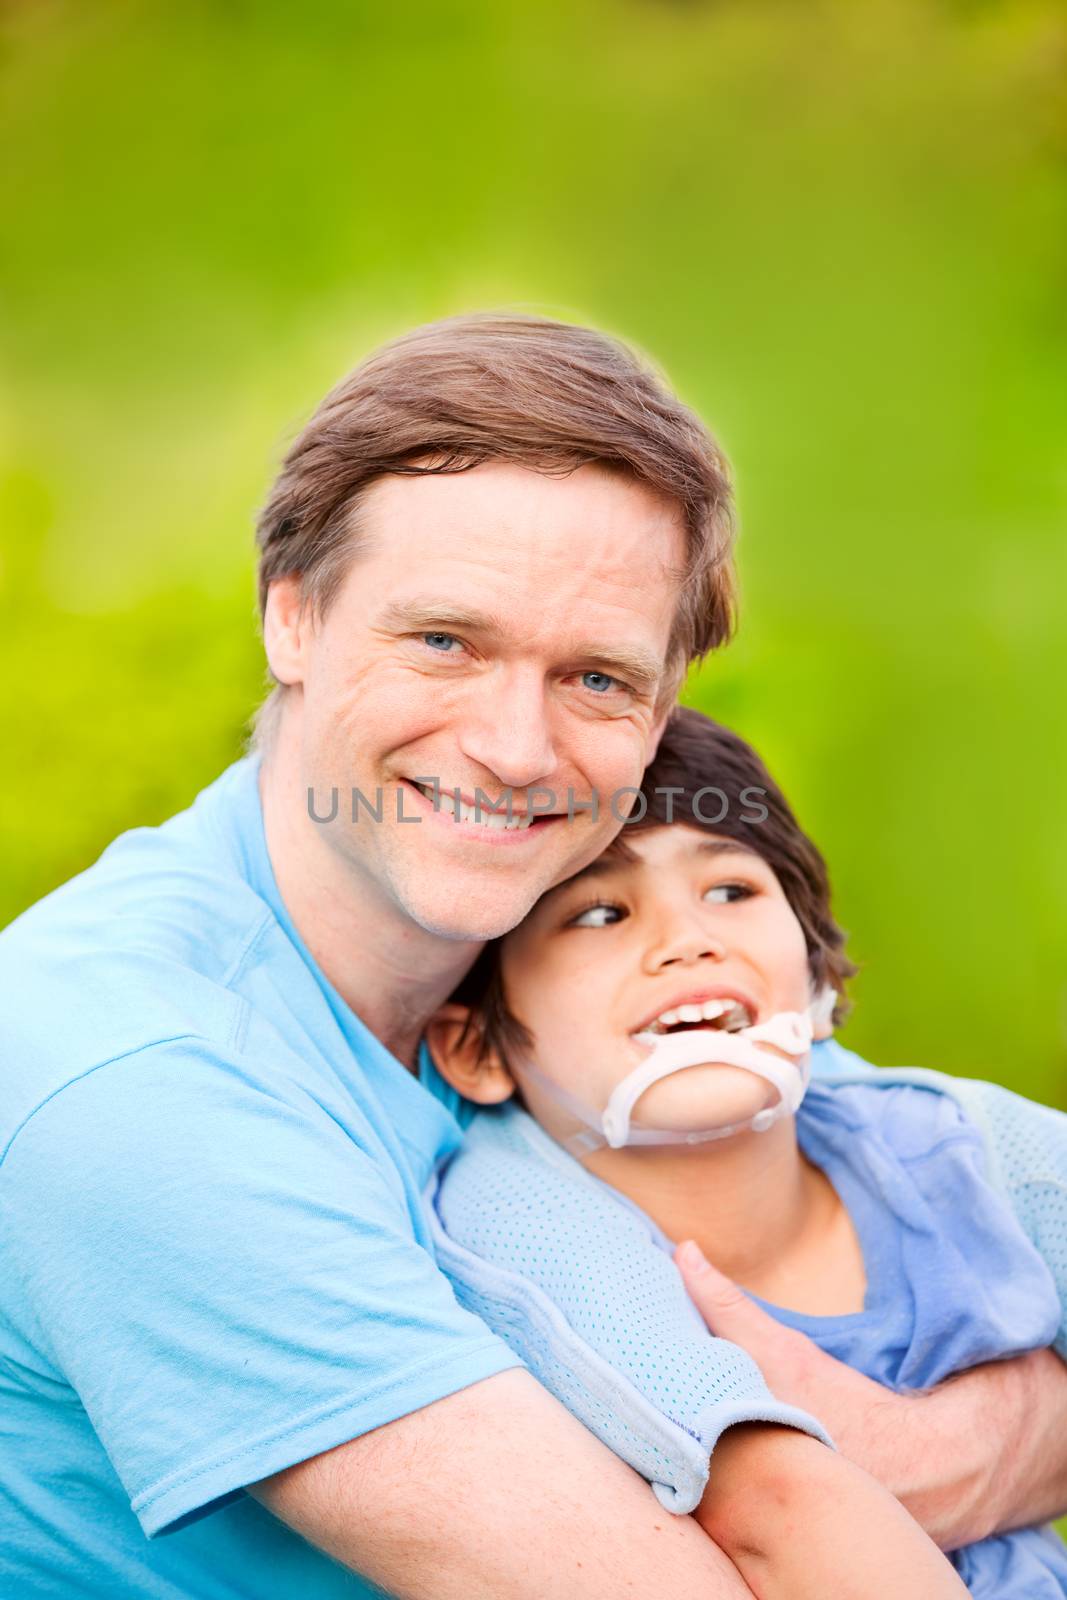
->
[676, 1239, 1067, 1550]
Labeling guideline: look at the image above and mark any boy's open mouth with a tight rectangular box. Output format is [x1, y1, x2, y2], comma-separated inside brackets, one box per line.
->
[634, 997, 754, 1039]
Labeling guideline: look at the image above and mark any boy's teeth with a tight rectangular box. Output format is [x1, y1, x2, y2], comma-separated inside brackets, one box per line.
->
[645, 998, 735, 1033]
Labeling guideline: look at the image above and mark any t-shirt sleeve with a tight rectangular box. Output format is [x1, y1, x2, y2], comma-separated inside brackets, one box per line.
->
[1, 1037, 521, 1536]
[949, 1077, 1067, 1360]
[818, 1069, 1067, 1360]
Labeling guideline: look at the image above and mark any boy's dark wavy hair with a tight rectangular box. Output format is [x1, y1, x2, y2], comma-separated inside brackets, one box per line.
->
[453, 706, 856, 1070]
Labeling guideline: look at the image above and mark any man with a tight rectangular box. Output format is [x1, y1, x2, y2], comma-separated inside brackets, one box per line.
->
[1, 315, 1064, 1599]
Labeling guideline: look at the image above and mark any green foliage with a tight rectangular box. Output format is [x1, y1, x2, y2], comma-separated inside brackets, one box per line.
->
[2, 0, 1065, 1101]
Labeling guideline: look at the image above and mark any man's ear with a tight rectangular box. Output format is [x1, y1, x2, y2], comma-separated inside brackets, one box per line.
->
[425, 1003, 517, 1106]
[262, 575, 312, 687]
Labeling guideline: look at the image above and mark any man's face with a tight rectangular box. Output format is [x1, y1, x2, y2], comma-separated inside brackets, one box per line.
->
[268, 461, 687, 941]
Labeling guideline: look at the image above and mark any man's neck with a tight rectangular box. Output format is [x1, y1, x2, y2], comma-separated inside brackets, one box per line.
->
[583, 1119, 828, 1290]
[258, 730, 479, 1068]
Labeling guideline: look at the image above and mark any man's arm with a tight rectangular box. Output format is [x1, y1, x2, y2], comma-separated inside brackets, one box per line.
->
[254, 1368, 753, 1599]
[861, 1348, 1067, 1547]
[676, 1240, 1067, 1550]
[255, 1368, 966, 1600]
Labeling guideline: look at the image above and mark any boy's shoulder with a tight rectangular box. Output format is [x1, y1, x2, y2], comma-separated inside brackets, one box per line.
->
[806, 1076, 981, 1165]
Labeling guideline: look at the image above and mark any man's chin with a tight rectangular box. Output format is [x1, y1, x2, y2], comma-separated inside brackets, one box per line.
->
[398, 884, 544, 944]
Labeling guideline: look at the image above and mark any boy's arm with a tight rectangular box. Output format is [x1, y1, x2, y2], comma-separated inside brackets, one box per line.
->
[698, 1425, 967, 1599]
[255, 1370, 966, 1600]
[677, 1241, 1067, 1550]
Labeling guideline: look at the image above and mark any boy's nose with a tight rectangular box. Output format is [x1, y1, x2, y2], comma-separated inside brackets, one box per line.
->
[644, 921, 726, 972]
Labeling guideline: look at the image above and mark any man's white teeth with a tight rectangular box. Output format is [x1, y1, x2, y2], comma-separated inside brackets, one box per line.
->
[413, 782, 530, 831]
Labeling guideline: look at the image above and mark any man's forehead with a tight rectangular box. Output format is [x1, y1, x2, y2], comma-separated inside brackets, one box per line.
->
[358, 461, 686, 589]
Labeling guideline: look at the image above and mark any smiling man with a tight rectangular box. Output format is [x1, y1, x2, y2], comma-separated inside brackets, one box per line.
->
[1, 316, 1066, 1600]
[262, 461, 688, 965]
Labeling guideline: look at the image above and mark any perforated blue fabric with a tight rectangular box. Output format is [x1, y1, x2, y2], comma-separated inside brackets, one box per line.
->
[427, 1105, 831, 1513]
[815, 1042, 1067, 1359]
[429, 1044, 1067, 1516]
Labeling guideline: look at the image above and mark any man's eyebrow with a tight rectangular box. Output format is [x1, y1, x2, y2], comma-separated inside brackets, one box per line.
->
[377, 600, 664, 693]
[378, 600, 507, 635]
[573, 647, 663, 694]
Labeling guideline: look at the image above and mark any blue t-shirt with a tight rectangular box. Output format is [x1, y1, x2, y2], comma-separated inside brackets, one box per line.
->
[0, 757, 522, 1598]
[767, 1082, 1067, 1597]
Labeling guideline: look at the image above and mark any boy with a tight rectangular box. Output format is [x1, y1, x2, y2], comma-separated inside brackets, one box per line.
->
[425, 707, 1067, 1598]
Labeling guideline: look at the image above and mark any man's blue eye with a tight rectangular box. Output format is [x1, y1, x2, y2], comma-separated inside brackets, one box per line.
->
[423, 632, 458, 652]
[582, 671, 616, 694]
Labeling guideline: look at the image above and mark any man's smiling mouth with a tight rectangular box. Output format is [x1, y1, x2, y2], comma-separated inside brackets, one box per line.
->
[407, 779, 543, 833]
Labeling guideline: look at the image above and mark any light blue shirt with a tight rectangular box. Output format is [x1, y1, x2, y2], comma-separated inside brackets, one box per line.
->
[0, 757, 521, 1598]
[772, 1082, 1067, 1597]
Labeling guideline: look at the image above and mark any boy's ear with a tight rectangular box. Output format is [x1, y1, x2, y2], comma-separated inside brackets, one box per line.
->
[810, 983, 837, 1041]
[425, 1003, 517, 1106]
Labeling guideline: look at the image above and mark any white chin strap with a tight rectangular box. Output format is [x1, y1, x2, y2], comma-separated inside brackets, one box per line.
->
[519, 988, 836, 1157]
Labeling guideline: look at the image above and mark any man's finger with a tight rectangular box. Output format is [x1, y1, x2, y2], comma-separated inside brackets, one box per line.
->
[675, 1239, 835, 1416]
[674, 1239, 779, 1351]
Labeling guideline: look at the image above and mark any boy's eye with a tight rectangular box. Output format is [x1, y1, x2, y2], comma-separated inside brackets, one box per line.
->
[703, 882, 753, 905]
[569, 902, 626, 928]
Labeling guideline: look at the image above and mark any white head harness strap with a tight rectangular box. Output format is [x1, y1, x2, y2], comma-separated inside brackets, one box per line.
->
[519, 988, 836, 1157]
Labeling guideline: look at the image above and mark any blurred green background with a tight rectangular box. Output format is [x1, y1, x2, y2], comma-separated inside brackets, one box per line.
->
[2, 0, 1065, 1104]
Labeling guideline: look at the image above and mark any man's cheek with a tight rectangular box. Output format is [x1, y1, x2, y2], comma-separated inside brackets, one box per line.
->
[580, 735, 649, 812]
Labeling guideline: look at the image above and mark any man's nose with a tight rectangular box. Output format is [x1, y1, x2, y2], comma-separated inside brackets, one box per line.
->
[455, 666, 558, 790]
[643, 914, 726, 973]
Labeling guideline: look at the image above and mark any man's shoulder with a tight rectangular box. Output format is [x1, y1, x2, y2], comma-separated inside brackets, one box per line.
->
[0, 758, 284, 1142]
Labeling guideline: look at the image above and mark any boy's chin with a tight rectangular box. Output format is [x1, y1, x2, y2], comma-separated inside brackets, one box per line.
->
[632, 1065, 777, 1137]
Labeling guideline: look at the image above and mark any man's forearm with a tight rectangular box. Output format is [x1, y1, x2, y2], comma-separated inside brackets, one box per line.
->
[254, 1369, 753, 1599]
[853, 1348, 1067, 1550]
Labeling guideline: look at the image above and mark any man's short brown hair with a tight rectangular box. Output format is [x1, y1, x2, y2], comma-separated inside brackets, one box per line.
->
[255, 314, 736, 723]
[456, 707, 856, 1071]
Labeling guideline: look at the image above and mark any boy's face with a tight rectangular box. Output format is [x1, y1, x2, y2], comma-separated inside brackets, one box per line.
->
[498, 823, 815, 1144]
